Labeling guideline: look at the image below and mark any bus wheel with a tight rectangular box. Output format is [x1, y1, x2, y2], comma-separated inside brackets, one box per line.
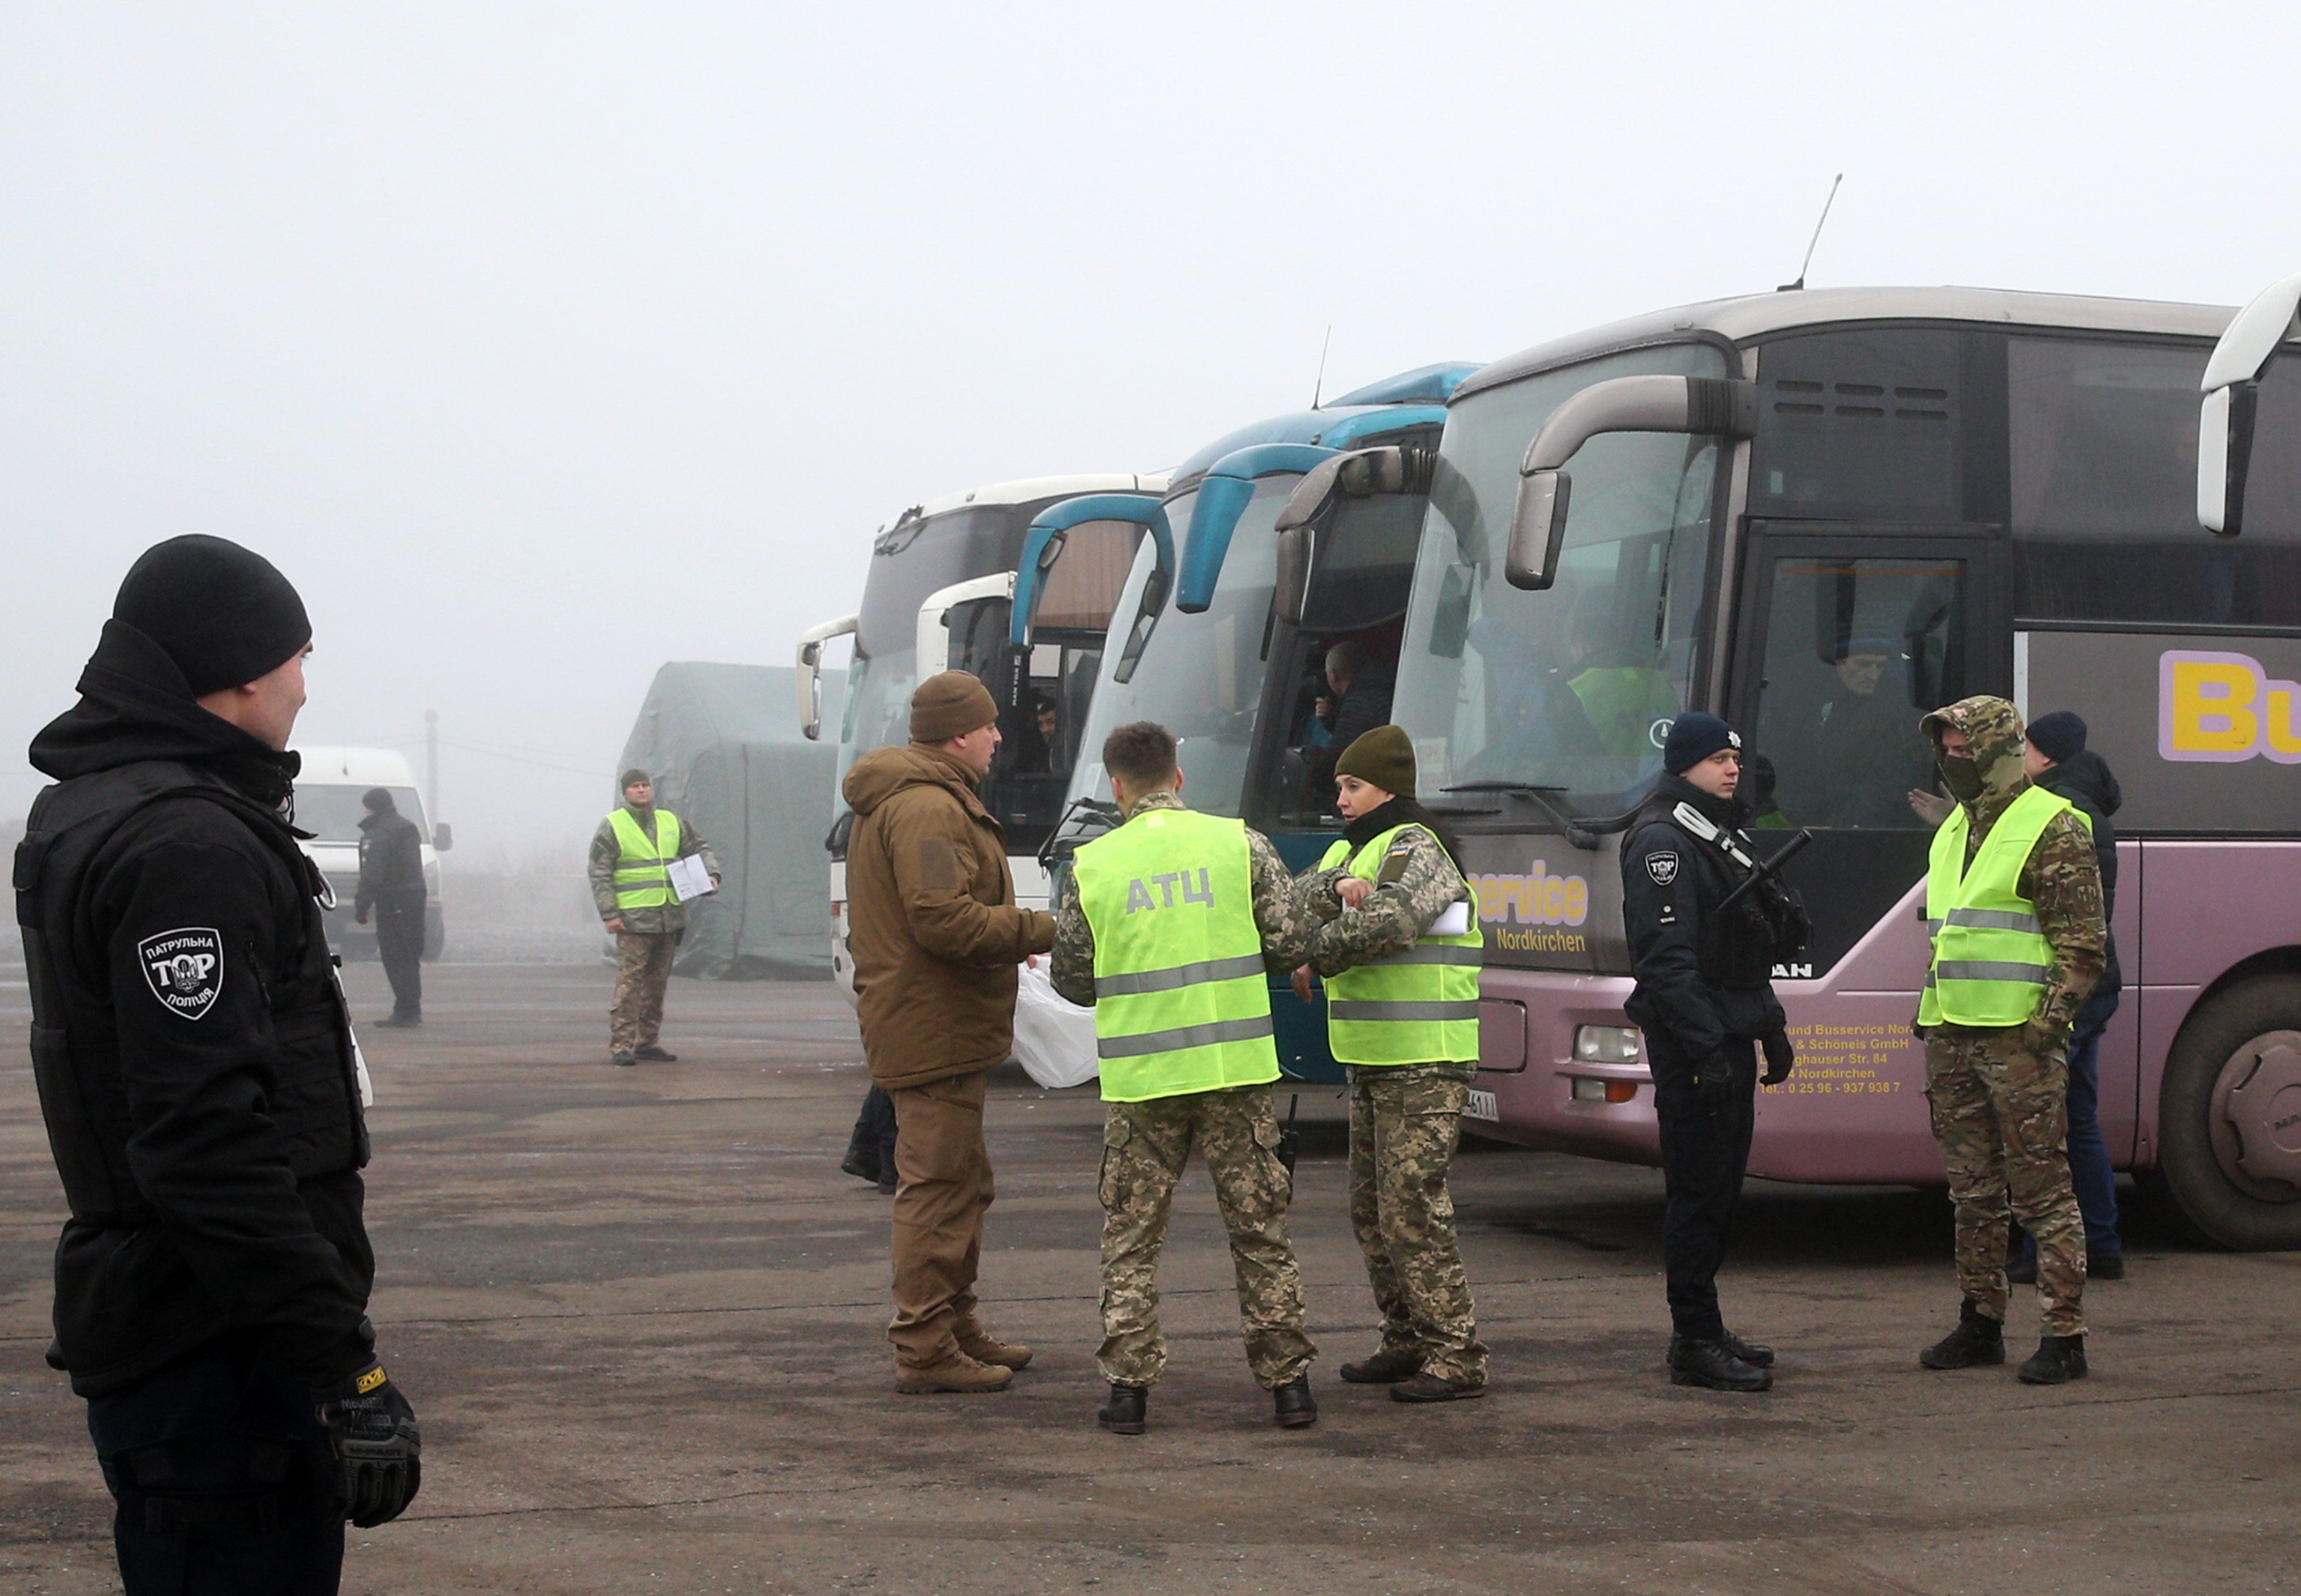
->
[2159, 978, 2301, 1251]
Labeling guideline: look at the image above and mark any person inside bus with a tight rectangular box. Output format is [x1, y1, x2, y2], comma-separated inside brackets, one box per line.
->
[1564, 605, 1680, 760]
[1798, 635, 1935, 828]
[2007, 711, 2126, 1283]
[1302, 642, 1394, 802]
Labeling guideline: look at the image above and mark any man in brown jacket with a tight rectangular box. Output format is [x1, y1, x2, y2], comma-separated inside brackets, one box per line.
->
[843, 671, 1056, 1393]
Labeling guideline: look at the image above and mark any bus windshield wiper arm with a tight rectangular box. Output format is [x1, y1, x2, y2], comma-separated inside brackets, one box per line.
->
[1442, 782, 1598, 851]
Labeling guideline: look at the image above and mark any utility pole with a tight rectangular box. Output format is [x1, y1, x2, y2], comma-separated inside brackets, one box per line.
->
[425, 709, 439, 823]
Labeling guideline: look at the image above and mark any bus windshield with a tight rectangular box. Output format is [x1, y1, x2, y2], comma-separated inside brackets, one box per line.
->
[1394, 343, 1728, 809]
[1065, 480, 1291, 816]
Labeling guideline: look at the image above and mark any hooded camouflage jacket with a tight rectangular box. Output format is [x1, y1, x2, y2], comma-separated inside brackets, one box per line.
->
[1917, 695, 2105, 1040]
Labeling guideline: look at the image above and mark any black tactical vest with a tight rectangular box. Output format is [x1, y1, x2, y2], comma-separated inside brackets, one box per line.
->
[14, 761, 367, 1226]
[1626, 791, 1809, 990]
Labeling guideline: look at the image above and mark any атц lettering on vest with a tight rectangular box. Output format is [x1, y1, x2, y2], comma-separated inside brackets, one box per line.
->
[1125, 869, 1215, 914]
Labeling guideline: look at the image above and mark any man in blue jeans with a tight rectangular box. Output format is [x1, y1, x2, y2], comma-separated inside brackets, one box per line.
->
[2012, 711, 2126, 1281]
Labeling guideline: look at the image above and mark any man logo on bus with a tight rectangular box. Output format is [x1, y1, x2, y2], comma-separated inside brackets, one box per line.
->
[2160, 650, 2301, 764]
[136, 927, 223, 1020]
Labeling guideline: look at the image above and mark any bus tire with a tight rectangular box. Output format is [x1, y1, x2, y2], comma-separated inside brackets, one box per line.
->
[2158, 977, 2301, 1251]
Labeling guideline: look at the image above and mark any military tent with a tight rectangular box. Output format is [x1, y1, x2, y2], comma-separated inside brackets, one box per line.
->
[615, 662, 844, 979]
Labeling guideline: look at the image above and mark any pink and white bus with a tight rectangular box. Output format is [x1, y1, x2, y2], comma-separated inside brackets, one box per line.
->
[1283, 286, 2301, 1248]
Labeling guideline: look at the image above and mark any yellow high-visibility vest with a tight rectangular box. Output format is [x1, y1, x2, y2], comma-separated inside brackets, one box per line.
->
[608, 807, 683, 912]
[1918, 785, 2089, 1027]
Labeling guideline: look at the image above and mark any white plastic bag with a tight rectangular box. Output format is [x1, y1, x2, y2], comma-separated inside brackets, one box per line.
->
[1010, 961, 1099, 1089]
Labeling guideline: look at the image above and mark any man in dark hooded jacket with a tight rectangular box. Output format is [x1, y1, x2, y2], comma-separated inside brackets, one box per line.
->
[354, 787, 426, 1027]
[2008, 711, 2126, 1281]
[19, 535, 419, 1593]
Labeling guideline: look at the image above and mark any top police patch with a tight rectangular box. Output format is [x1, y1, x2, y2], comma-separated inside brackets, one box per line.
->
[1645, 852, 1680, 887]
[137, 928, 223, 1021]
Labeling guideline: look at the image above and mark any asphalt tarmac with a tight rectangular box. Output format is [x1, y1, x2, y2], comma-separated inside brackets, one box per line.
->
[4, 962, 2297, 1595]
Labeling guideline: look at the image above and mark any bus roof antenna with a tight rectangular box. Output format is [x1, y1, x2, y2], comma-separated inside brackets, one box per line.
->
[1778, 173, 1843, 292]
[1310, 324, 1332, 409]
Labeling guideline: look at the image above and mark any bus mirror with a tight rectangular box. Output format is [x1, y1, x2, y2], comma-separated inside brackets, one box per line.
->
[1275, 445, 1409, 533]
[794, 613, 858, 740]
[1505, 471, 1572, 590]
[430, 821, 453, 853]
[1275, 523, 1312, 627]
[1519, 374, 1757, 476]
[2199, 270, 2301, 536]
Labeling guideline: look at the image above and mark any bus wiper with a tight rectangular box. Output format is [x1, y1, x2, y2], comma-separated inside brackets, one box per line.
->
[1442, 782, 1598, 851]
[1038, 795, 1121, 874]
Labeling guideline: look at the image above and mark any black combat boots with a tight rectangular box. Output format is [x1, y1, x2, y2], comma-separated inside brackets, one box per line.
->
[1097, 1383, 1147, 1435]
[1919, 1298, 2007, 1369]
[1667, 1334, 1772, 1392]
[1717, 1329, 1776, 1369]
[1272, 1375, 1318, 1428]
[2018, 1334, 2088, 1385]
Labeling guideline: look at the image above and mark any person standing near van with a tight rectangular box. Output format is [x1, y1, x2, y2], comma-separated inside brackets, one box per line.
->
[1292, 725, 1490, 1403]
[20, 535, 419, 1592]
[588, 769, 718, 1067]
[1052, 721, 1319, 1434]
[354, 787, 426, 1027]
[1914, 697, 2105, 1385]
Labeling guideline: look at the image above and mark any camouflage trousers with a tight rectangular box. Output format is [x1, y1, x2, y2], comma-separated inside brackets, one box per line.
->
[1349, 1062, 1487, 1384]
[1097, 1085, 1315, 1390]
[611, 931, 675, 1054]
[1924, 1030, 2086, 1336]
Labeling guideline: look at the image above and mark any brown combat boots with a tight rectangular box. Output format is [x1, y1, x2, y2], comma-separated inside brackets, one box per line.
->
[895, 1352, 1013, 1395]
[955, 1327, 1033, 1370]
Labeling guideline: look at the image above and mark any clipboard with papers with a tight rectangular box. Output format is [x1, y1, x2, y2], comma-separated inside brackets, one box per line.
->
[666, 853, 716, 903]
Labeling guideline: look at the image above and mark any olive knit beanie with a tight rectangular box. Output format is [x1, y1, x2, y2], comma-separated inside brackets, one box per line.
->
[1334, 724, 1416, 798]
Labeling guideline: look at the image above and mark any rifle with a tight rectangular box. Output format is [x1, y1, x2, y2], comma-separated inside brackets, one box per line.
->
[1715, 826, 1815, 918]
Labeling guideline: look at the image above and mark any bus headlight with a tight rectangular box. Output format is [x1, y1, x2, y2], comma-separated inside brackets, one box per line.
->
[1573, 1025, 1642, 1063]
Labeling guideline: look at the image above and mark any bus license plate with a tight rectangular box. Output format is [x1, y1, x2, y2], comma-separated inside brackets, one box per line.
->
[1463, 1089, 1499, 1122]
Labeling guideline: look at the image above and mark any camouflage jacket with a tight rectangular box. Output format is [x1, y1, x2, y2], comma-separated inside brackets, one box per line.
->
[1050, 791, 1313, 1006]
[587, 804, 719, 936]
[1918, 695, 2105, 1039]
[1295, 820, 1473, 979]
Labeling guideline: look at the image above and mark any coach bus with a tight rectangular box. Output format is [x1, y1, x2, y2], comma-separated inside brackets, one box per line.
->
[1313, 286, 2301, 1248]
[796, 472, 1164, 996]
[1036, 363, 1476, 1081]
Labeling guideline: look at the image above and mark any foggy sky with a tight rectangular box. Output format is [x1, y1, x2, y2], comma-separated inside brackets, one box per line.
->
[6, 2, 2296, 862]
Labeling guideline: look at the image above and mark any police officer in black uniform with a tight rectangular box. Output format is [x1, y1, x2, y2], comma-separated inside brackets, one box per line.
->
[354, 786, 427, 1027]
[1620, 713, 1805, 1393]
[18, 536, 420, 1593]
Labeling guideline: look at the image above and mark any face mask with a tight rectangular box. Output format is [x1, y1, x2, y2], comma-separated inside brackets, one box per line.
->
[1938, 753, 1983, 802]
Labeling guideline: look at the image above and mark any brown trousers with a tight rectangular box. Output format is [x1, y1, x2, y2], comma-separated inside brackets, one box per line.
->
[611, 931, 675, 1054]
[886, 1069, 995, 1367]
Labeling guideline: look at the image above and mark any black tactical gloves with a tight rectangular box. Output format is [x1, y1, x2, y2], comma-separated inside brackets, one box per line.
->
[316, 1364, 422, 1527]
[1761, 1028, 1796, 1086]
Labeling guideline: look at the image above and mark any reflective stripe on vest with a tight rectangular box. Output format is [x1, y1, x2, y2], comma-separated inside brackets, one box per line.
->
[1316, 825, 1484, 1066]
[608, 807, 683, 911]
[1072, 806, 1279, 1102]
[1917, 785, 2087, 1028]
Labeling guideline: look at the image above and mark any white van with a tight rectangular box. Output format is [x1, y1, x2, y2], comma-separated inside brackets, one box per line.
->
[288, 746, 449, 960]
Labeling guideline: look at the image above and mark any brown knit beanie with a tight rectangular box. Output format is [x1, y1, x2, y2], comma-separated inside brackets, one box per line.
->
[1334, 724, 1415, 798]
[910, 671, 1000, 743]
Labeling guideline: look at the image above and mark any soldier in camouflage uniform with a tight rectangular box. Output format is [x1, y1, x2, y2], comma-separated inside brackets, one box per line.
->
[1914, 696, 2105, 1385]
[1051, 722, 1319, 1433]
[1292, 725, 1489, 1403]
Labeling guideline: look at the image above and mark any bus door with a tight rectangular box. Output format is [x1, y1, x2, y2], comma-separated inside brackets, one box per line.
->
[1246, 484, 1430, 1083]
[1723, 527, 2122, 1151]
